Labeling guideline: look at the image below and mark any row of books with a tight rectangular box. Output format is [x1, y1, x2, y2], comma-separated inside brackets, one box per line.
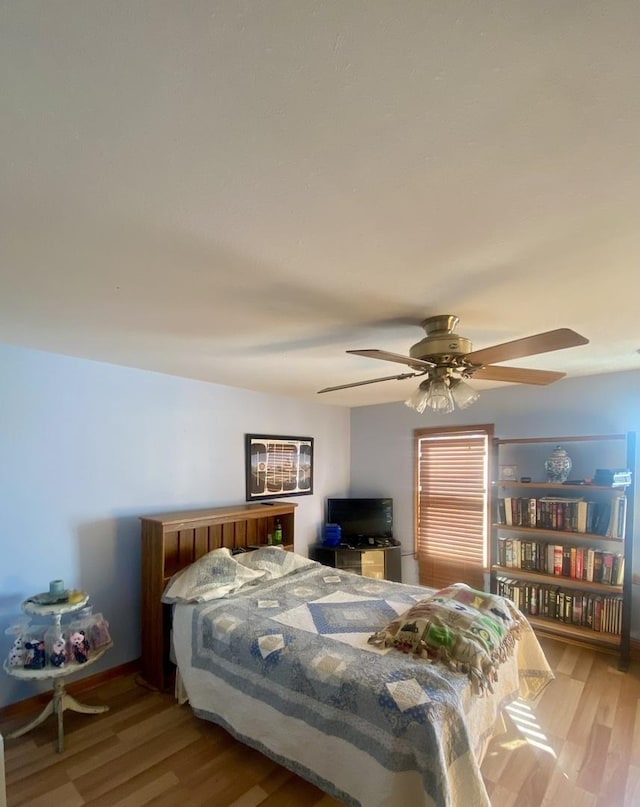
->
[496, 538, 624, 585]
[496, 576, 623, 635]
[497, 494, 627, 538]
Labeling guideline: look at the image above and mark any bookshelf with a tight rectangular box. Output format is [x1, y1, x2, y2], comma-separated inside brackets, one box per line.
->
[491, 433, 635, 669]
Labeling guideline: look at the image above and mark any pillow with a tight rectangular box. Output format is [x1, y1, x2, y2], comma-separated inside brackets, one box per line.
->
[161, 547, 265, 604]
[235, 545, 315, 580]
[368, 583, 522, 694]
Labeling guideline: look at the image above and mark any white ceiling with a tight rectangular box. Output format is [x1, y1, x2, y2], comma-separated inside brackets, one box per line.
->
[1, 2, 639, 407]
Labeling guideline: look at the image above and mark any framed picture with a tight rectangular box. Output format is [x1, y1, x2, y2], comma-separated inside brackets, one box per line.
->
[245, 434, 314, 500]
[499, 464, 518, 482]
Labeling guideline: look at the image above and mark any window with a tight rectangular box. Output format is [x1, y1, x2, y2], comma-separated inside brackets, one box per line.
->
[414, 424, 493, 590]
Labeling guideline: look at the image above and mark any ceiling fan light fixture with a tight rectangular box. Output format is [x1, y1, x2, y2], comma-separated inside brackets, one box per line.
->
[404, 379, 431, 414]
[449, 377, 480, 410]
[425, 377, 455, 414]
[405, 376, 456, 414]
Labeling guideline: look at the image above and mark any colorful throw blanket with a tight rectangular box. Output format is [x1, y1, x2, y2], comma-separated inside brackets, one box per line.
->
[368, 583, 523, 694]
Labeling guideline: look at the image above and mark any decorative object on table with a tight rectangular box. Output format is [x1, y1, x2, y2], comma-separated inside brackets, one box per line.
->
[44, 622, 65, 667]
[7, 635, 25, 668]
[544, 445, 572, 483]
[4, 619, 31, 668]
[323, 523, 342, 547]
[28, 590, 69, 606]
[49, 579, 65, 596]
[68, 607, 112, 651]
[23, 638, 46, 669]
[69, 630, 90, 664]
[245, 433, 314, 500]
[90, 614, 112, 649]
[499, 464, 518, 481]
[49, 636, 67, 668]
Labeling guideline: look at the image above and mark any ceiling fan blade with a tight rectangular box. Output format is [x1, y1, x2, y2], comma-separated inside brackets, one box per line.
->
[318, 371, 423, 394]
[471, 365, 566, 385]
[465, 328, 589, 366]
[347, 349, 434, 371]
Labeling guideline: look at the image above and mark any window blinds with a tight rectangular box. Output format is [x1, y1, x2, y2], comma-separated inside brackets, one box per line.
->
[415, 427, 492, 590]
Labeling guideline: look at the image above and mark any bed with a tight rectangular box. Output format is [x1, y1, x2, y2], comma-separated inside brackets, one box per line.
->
[164, 545, 553, 807]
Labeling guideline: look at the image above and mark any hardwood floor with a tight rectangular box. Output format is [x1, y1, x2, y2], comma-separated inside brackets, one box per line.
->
[2, 637, 640, 806]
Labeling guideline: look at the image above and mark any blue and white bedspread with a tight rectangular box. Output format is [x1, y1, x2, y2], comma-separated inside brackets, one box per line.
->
[172, 562, 553, 807]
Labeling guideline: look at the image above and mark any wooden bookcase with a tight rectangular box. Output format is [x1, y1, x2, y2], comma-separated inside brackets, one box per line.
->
[491, 433, 635, 669]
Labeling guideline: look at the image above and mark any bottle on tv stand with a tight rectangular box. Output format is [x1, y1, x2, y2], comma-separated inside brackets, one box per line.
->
[273, 518, 283, 545]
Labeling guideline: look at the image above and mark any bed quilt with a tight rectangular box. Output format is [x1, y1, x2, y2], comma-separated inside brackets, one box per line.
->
[175, 563, 552, 807]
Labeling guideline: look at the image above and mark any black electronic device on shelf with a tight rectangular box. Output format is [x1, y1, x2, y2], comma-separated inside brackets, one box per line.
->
[326, 497, 393, 545]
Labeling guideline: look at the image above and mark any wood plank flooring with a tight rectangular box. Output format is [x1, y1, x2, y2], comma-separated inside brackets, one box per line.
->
[2, 637, 640, 806]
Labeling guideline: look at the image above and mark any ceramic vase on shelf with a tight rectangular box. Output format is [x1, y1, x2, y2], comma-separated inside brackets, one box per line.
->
[544, 445, 572, 483]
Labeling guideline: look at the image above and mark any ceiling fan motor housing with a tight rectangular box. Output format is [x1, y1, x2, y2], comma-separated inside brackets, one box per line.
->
[409, 315, 472, 365]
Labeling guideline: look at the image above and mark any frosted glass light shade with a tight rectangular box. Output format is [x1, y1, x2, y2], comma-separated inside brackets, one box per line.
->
[405, 375, 478, 414]
[450, 378, 480, 409]
[425, 378, 454, 413]
[405, 380, 431, 414]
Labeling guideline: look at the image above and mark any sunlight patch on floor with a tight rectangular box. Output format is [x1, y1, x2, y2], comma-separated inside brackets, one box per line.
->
[503, 698, 557, 758]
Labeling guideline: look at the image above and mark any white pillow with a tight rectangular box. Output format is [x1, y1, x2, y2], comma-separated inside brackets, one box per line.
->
[235, 545, 315, 580]
[161, 547, 265, 604]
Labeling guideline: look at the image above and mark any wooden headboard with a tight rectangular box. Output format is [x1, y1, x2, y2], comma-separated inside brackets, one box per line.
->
[140, 501, 298, 691]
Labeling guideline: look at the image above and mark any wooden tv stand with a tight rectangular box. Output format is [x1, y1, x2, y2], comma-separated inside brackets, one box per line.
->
[311, 540, 402, 582]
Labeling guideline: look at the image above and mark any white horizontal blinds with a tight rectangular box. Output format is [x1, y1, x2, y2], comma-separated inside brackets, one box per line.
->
[416, 428, 490, 591]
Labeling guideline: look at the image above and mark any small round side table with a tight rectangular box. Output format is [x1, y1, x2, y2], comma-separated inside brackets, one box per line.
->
[3, 593, 112, 753]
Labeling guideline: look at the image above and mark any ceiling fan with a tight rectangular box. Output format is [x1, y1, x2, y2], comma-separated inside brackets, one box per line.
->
[318, 314, 589, 414]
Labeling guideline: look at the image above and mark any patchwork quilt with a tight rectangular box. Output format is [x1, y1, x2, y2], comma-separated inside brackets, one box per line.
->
[172, 562, 553, 807]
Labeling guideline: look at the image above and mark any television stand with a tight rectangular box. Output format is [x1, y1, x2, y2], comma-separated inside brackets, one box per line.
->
[310, 540, 401, 582]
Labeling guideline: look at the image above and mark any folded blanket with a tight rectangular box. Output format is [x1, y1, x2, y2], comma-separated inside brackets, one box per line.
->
[368, 583, 523, 694]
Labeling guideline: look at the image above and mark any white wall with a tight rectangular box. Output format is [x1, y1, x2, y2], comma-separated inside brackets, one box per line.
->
[0, 344, 350, 708]
[350, 370, 640, 631]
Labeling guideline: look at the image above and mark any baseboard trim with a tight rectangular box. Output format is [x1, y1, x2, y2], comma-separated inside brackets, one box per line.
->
[0, 658, 141, 720]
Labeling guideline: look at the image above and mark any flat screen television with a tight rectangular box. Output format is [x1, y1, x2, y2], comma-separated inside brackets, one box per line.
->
[326, 497, 393, 540]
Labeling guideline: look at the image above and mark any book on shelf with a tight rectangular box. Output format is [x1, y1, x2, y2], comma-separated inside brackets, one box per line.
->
[593, 501, 611, 536]
[593, 596, 603, 632]
[494, 570, 624, 630]
[497, 497, 506, 525]
[611, 553, 624, 586]
[576, 500, 589, 533]
[593, 551, 604, 583]
[606, 493, 627, 539]
[495, 538, 622, 587]
[496, 494, 626, 539]
[503, 497, 512, 525]
[552, 544, 563, 576]
[569, 546, 577, 579]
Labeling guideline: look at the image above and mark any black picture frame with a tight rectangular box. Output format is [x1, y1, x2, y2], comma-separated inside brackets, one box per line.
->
[245, 434, 314, 500]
